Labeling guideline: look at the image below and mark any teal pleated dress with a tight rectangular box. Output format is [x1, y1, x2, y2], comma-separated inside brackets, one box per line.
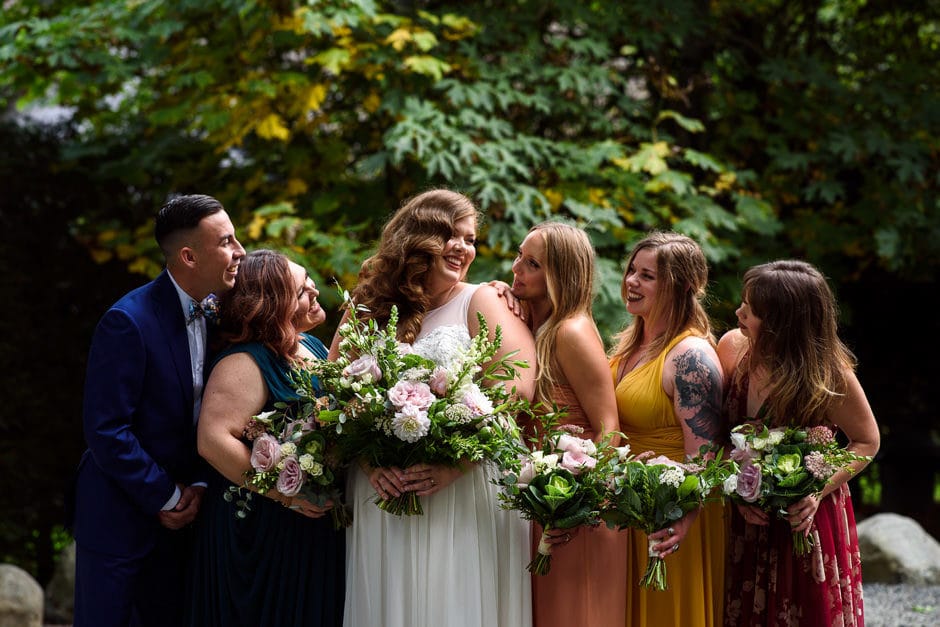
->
[186, 334, 345, 627]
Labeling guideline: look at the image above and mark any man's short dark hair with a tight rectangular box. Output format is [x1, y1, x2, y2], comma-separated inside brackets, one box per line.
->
[154, 194, 224, 254]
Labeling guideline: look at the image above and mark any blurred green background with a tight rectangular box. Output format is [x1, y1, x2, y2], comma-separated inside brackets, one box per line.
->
[1, 0, 937, 585]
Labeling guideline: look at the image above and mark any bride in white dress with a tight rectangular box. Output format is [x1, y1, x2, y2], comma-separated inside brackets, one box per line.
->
[330, 190, 536, 627]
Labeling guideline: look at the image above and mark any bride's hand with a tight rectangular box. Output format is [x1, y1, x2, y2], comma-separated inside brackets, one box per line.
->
[368, 465, 406, 500]
[401, 463, 465, 496]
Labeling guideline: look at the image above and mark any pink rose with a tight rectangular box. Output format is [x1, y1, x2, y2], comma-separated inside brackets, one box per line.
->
[276, 456, 304, 496]
[343, 354, 382, 382]
[388, 380, 435, 410]
[250, 434, 282, 472]
[735, 462, 763, 503]
[560, 449, 597, 475]
[429, 367, 449, 396]
[557, 433, 597, 456]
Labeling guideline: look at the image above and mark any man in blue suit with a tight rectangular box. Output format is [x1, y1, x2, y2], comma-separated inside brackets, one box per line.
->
[72, 194, 245, 627]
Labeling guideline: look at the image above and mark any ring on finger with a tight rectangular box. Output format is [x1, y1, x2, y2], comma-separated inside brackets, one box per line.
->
[674, 542, 680, 551]
[667, 527, 675, 536]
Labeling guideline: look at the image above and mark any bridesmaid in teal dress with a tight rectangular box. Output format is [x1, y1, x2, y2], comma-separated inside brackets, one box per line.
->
[187, 250, 344, 627]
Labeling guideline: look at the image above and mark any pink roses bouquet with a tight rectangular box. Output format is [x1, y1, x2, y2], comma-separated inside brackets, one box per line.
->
[599, 448, 729, 590]
[226, 399, 351, 529]
[722, 422, 870, 555]
[497, 423, 609, 575]
[301, 292, 529, 516]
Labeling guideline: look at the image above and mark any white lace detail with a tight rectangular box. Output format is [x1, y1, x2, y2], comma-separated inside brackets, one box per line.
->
[412, 325, 471, 369]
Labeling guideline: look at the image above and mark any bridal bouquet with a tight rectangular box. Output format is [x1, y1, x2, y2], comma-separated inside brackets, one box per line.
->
[497, 423, 609, 575]
[226, 398, 351, 529]
[722, 422, 870, 555]
[303, 292, 529, 516]
[599, 448, 730, 590]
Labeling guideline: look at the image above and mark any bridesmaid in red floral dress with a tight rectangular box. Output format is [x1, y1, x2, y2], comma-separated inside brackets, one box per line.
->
[717, 260, 880, 626]
[509, 222, 626, 627]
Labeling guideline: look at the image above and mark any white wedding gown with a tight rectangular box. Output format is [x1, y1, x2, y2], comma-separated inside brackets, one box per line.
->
[343, 283, 532, 627]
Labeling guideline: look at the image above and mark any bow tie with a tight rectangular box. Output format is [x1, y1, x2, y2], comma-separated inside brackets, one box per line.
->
[188, 295, 219, 324]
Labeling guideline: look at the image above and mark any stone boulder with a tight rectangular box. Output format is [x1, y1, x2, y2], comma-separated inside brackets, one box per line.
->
[0, 564, 43, 627]
[43, 542, 75, 625]
[858, 512, 940, 584]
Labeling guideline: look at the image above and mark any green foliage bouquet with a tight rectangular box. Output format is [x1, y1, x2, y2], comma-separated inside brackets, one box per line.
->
[599, 448, 730, 591]
[722, 422, 870, 555]
[300, 292, 529, 516]
[227, 399, 351, 530]
[497, 424, 610, 575]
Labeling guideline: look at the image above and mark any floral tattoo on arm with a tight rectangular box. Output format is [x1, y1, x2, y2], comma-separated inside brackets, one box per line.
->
[674, 348, 723, 442]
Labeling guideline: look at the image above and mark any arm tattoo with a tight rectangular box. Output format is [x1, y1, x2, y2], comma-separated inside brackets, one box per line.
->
[674, 348, 723, 441]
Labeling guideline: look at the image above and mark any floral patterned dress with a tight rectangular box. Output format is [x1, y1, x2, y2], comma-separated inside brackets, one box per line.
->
[723, 359, 865, 627]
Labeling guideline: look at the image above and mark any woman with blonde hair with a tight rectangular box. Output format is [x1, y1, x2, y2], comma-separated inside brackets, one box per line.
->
[509, 222, 626, 627]
[718, 260, 878, 626]
[609, 231, 726, 627]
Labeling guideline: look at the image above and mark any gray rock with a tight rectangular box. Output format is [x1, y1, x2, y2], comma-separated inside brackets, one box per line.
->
[43, 542, 74, 625]
[858, 513, 940, 584]
[0, 564, 43, 627]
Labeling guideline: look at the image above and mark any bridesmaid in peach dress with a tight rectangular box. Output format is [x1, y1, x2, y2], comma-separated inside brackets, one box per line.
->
[509, 222, 627, 627]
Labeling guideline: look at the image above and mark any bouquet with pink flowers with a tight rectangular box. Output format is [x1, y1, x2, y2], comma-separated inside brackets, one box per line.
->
[722, 422, 870, 555]
[226, 399, 351, 529]
[497, 423, 610, 575]
[299, 292, 529, 516]
[599, 448, 729, 590]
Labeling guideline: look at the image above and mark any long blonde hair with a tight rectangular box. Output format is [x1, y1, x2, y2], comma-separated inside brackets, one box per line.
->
[609, 231, 713, 366]
[743, 260, 855, 427]
[528, 223, 599, 404]
[351, 189, 480, 343]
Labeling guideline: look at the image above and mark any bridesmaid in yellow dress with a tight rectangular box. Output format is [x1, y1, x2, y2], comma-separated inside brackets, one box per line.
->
[608, 232, 727, 627]
[509, 223, 627, 627]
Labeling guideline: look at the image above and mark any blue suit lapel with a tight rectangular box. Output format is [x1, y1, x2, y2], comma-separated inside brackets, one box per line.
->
[152, 271, 194, 421]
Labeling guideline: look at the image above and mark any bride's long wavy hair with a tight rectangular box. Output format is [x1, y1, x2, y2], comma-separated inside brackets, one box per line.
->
[351, 189, 480, 343]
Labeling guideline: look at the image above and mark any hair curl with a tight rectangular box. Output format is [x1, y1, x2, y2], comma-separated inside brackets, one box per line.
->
[351, 189, 480, 343]
[217, 249, 301, 361]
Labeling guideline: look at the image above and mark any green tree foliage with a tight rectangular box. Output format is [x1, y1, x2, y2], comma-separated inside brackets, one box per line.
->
[1, 0, 779, 340]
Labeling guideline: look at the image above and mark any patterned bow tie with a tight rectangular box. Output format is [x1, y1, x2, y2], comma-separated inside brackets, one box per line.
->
[188, 295, 219, 324]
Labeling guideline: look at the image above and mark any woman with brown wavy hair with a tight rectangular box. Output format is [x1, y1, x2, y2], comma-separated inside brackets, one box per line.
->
[188, 249, 344, 626]
[718, 260, 879, 626]
[332, 189, 537, 627]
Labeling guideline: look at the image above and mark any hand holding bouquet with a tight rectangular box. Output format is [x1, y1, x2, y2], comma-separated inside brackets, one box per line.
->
[497, 424, 608, 575]
[303, 292, 529, 516]
[722, 422, 871, 555]
[599, 448, 729, 590]
[226, 399, 351, 529]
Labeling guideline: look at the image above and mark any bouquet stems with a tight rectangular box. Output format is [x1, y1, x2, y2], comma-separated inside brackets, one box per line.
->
[527, 529, 554, 575]
[792, 530, 814, 556]
[375, 491, 423, 516]
[330, 503, 353, 529]
[640, 536, 668, 591]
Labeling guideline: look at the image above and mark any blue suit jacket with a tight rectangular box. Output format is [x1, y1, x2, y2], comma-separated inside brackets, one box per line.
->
[73, 270, 204, 558]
